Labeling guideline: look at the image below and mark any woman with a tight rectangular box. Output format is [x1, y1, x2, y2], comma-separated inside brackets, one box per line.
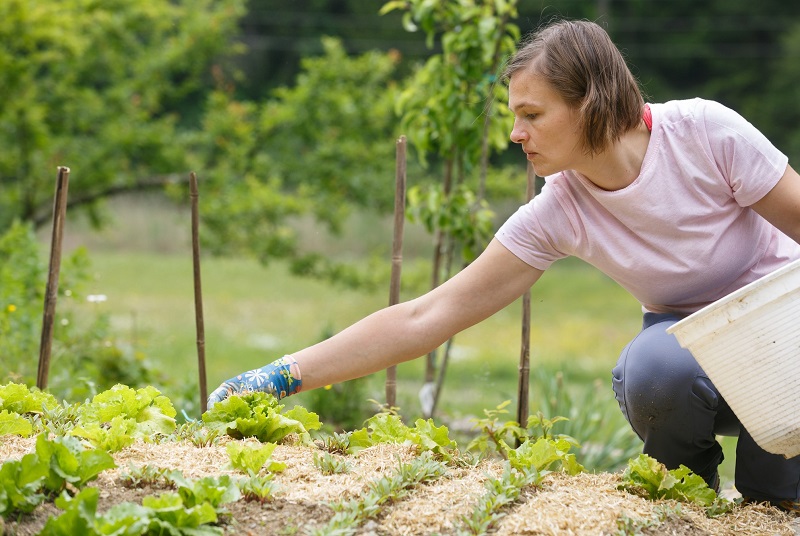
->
[208, 19, 800, 511]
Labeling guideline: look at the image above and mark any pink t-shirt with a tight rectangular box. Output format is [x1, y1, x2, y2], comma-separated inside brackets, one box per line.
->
[496, 98, 800, 314]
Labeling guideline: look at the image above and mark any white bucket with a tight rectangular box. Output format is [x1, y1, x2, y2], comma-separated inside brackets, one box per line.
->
[667, 258, 800, 459]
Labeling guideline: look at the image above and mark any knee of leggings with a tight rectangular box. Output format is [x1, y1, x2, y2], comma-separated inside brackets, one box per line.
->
[613, 362, 706, 440]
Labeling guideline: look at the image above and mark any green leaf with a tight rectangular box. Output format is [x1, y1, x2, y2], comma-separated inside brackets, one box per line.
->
[35, 433, 116, 492]
[346, 428, 373, 454]
[203, 392, 320, 444]
[143, 492, 220, 530]
[77, 384, 176, 438]
[0, 383, 59, 415]
[175, 475, 241, 510]
[663, 466, 716, 506]
[401, 11, 418, 32]
[508, 437, 583, 475]
[96, 502, 151, 535]
[40, 488, 100, 536]
[0, 409, 32, 436]
[0, 453, 48, 515]
[70, 415, 136, 453]
[284, 405, 322, 432]
[226, 441, 281, 474]
[412, 418, 457, 460]
[620, 454, 717, 506]
[77, 448, 117, 486]
[622, 453, 668, 498]
[367, 413, 411, 444]
[379, 1, 407, 15]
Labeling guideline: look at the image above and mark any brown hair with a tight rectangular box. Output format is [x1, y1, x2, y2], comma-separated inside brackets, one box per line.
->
[503, 20, 644, 154]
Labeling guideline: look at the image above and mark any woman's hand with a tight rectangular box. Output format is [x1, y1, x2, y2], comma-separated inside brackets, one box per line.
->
[206, 355, 302, 409]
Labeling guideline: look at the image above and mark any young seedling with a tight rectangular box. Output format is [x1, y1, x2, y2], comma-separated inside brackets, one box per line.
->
[456, 463, 539, 535]
[313, 452, 351, 475]
[318, 431, 352, 455]
[226, 441, 286, 474]
[119, 464, 176, 489]
[237, 474, 279, 503]
[174, 420, 222, 447]
[310, 452, 447, 535]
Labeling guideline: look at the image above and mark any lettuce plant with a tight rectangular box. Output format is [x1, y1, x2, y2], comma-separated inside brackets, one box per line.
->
[225, 441, 286, 474]
[202, 392, 321, 444]
[619, 454, 717, 507]
[347, 412, 457, 460]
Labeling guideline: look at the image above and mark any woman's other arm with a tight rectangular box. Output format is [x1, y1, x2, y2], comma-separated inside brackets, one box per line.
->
[751, 164, 800, 243]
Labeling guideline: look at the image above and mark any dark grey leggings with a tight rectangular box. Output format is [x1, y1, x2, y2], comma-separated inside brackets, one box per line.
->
[612, 312, 800, 502]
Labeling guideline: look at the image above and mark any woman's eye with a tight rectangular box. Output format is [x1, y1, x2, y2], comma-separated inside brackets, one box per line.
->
[525, 113, 537, 120]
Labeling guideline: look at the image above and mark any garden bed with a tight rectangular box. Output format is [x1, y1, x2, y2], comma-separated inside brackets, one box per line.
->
[1, 435, 795, 535]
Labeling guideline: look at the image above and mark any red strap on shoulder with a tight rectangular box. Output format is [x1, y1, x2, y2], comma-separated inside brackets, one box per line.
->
[643, 104, 652, 132]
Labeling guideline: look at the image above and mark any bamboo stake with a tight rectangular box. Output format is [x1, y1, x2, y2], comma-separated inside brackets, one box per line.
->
[37, 166, 70, 390]
[386, 135, 407, 409]
[516, 163, 536, 429]
[190, 172, 208, 413]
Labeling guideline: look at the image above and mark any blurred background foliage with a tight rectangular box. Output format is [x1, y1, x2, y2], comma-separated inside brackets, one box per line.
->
[0, 0, 795, 476]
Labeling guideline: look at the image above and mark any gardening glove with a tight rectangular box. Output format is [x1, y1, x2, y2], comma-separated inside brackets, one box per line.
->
[206, 354, 302, 409]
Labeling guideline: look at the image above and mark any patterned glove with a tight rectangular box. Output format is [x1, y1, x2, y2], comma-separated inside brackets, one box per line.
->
[206, 355, 302, 409]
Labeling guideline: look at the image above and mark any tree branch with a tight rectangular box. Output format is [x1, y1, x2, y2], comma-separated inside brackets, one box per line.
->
[32, 174, 187, 229]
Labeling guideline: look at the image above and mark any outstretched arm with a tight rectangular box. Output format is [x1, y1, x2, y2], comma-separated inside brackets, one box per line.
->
[294, 238, 544, 390]
[208, 239, 543, 405]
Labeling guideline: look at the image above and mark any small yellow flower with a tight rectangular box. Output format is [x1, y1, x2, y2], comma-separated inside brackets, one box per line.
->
[324, 384, 333, 390]
[6, 304, 16, 313]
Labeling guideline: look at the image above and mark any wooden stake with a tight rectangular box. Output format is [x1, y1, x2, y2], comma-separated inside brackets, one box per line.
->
[37, 166, 70, 390]
[190, 172, 208, 413]
[516, 163, 536, 429]
[386, 135, 407, 409]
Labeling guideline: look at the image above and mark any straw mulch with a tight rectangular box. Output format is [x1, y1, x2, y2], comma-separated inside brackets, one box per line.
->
[1, 436, 797, 535]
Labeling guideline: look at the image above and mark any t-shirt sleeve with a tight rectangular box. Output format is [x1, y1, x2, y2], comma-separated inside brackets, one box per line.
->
[495, 182, 572, 271]
[698, 99, 788, 206]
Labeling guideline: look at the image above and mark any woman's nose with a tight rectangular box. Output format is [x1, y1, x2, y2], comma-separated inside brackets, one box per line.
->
[510, 120, 527, 144]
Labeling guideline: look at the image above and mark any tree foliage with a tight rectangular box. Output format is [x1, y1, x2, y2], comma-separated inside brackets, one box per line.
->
[184, 37, 404, 287]
[0, 0, 247, 232]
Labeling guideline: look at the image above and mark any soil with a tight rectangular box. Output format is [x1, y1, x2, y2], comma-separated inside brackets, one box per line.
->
[1, 435, 797, 535]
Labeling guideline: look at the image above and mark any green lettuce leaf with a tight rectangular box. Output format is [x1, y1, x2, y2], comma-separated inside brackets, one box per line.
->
[202, 392, 321, 444]
[70, 415, 136, 453]
[0, 409, 32, 437]
[0, 383, 59, 415]
[35, 434, 116, 492]
[621, 454, 717, 506]
[40, 488, 100, 536]
[0, 453, 48, 515]
[226, 442, 285, 474]
[77, 384, 176, 438]
[142, 492, 220, 530]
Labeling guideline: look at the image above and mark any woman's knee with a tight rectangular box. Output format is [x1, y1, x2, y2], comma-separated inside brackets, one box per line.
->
[612, 318, 710, 435]
[614, 320, 700, 403]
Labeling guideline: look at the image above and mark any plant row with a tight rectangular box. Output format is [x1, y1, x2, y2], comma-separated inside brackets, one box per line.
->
[1, 382, 732, 535]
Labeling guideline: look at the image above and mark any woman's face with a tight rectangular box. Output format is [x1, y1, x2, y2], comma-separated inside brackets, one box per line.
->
[508, 67, 584, 177]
